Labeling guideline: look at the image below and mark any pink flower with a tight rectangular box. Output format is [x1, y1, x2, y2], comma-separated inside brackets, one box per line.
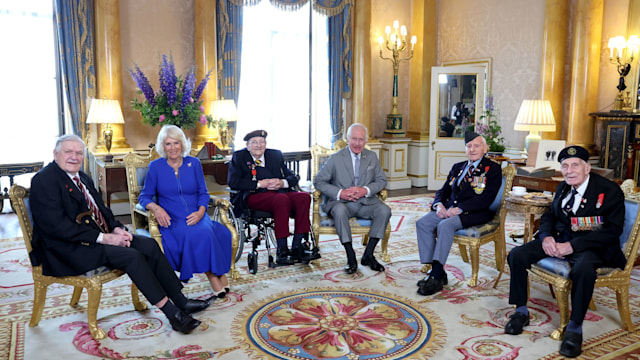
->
[172, 109, 179, 116]
[159, 115, 165, 122]
[199, 105, 205, 112]
[200, 114, 207, 124]
[190, 97, 195, 103]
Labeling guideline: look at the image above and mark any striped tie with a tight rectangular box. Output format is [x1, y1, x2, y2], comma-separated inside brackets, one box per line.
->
[255, 159, 262, 166]
[74, 176, 108, 232]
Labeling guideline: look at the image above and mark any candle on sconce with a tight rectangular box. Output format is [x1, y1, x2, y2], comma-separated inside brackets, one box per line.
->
[385, 25, 391, 39]
[390, 33, 396, 45]
[411, 35, 417, 50]
[400, 25, 407, 38]
[393, 20, 399, 30]
[378, 36, 384, 51]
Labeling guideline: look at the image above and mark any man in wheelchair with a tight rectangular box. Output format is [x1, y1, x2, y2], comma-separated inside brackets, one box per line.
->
[228, 130, 319, 266]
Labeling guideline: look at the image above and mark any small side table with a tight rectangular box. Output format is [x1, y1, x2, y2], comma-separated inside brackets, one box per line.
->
[505, 193, 553, 243]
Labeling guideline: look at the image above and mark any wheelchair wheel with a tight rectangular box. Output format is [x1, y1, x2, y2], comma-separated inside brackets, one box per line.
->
[247, 250, 258, 274]
[212, 206, 246, 263]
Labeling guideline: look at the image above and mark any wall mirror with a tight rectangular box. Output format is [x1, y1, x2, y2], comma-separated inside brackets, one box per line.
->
[435, 59, 492, 138]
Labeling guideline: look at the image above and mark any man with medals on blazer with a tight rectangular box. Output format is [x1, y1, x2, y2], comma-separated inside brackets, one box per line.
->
[416, 131, 502, 296]
[314, 123, 391, 274]
[29, 135, 210, 334]
[504, 145, 626, 358]
[228, 130, 319, 265]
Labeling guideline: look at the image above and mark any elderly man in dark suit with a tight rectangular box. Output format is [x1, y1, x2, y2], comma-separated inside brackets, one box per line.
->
[29, 135, 210, 334]
[504, 145, 626, 358]
[228, 130, 318, 265]
[415, 131, 502, 296]
[314, 123, 391, 274]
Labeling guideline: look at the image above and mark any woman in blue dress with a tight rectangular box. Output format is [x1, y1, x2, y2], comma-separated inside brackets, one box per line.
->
[140, 125, 232, 299]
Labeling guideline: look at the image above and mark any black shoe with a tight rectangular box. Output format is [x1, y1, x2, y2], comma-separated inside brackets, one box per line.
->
[417, 274, 444, 296]
[168, 311, 201, 334]
[276, 248, 294, 266]
[344, 261, 358, 274]
[417, 272, 448, 287]
[504, 312, 530, 335]
[361, 255, 385, 272]
[290, 245, 308, 263]
[559, 331, 583, 358]
[181, 299, 211, 315]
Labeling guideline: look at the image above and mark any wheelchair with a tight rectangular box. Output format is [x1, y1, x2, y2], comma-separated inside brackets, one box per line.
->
[213, 203, 319, 275]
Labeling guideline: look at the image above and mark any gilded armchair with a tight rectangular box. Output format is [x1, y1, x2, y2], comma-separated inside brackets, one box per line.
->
[310, 142, 391, 262]
[9, 185, 147, 340]
[528, 198, 640, 340]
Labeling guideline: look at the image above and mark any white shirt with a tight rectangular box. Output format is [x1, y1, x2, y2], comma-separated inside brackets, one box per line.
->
[66, 172, 105, 243]
[561, 175, 590, 214]
[335, 148, 371, 200]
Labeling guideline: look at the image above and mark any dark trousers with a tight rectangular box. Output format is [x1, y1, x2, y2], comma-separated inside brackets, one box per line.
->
[103, 235, 183, 305]
[247, 191, 311, 239]
[508, 238, 604, 324]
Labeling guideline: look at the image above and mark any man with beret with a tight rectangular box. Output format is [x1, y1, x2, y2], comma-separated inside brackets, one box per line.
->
[504, 145, 626, 358]
[415, 131, 502, 296]
[314, 123, 391, 274]
[228, 129, 319, 265]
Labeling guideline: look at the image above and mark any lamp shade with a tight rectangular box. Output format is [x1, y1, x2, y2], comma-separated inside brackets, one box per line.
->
[513, 100, 556, 133]
[86, 99, 125, 125]
[210, 99, 238, 122]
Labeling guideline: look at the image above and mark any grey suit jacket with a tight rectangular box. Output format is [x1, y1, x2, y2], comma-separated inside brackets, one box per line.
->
[314, 147, 387, 212]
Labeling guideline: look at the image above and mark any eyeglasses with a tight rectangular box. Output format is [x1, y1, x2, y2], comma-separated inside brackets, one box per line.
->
[249, 139, 266, 146]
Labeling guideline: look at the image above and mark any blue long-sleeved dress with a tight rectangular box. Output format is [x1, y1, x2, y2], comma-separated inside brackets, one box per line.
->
[139, 156, 231, 281]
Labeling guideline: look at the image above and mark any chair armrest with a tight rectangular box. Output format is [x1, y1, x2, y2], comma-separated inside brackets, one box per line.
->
[376, 189, 388, 202]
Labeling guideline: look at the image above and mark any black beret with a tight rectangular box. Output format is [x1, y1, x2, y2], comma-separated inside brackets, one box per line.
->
[243, 130, 267, 141]
[464, 131, 481, 144]
[558, 145, 589, 163]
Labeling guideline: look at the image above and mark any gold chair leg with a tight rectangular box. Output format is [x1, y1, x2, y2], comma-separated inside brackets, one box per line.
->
[616, 288, 634, 332]
[550, 286, 570, 341]
[130, 283, 148, 311]
[588, 298, 597, 311]
[381, 236, 390, 262]
[467, 245, 480, 287]
[30, 280, 48, 327]
[86, 286, 106, 340]
[70, 286, 83, 306]
[458, 244, 470, 263]
[421, 264, 431, 274]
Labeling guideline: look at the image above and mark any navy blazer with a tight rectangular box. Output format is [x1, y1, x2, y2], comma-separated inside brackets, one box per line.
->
[29, 161, 123, 277]
[432, 156, 502, 227]
[538, 172, 626, 268]
[227, 148, 298, 217]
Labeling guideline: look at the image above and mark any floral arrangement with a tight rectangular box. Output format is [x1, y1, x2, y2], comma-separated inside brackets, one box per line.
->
[476, 94, 506, 153]
[129, 54, 212, 129]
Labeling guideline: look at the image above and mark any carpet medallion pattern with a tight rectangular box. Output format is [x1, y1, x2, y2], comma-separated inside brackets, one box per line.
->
[232, 288, 444, 359]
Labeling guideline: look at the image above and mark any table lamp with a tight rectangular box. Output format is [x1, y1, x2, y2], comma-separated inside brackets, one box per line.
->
[513, 99, 556, 153]
[86, 99, 125, 162]
[210, 99, 238, 149]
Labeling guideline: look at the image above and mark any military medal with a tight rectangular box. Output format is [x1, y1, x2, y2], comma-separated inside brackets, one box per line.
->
[248, 161, 257, 181]
[596, 193, 604, 209]
[571, 216, 603, 231]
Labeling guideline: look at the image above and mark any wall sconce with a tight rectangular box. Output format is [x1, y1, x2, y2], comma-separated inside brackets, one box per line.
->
[377, 20, 417, 137]
[608, 35, 640, 111]
[513, 99, 556, 153]
[210, 99, 238, 149]
[86, 99, 125, 162]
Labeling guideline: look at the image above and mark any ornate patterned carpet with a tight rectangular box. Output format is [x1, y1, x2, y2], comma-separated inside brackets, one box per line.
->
[1, 195, 639, 359]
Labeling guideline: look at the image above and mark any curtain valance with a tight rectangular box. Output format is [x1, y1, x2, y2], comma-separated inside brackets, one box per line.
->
[227, 0, 352, 16]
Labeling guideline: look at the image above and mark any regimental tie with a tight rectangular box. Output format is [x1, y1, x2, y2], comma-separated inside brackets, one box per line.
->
[354, 155, 360, 186]
[73, 176, 108, 232]
[255, 159, 262, 166]
[564, 188, 578, 215]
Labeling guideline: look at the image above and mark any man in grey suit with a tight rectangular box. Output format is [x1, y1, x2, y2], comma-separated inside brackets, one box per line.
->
[314, 123, 391, 274]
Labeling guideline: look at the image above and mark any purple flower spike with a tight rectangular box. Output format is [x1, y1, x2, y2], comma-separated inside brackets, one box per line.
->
[193, 68, 212, 102]
[129, 65, 156, 106]
[159, 54, 178, 106]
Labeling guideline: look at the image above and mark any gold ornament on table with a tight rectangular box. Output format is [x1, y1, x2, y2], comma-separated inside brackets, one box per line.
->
[607, 35, 640, 112]
[208, 99, 238, 149]
[86, 99, 125, 162]
[377, 20, 417, 137]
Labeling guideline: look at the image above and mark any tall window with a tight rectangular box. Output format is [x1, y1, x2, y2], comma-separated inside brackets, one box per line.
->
[235, 1, 331, 154]
[0, 0, 60, 165]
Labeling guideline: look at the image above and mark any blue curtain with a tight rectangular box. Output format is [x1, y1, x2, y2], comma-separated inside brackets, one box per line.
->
[54, 0, 96, 143]
[217, 0, 243, 103]
[326, 2, 352, 144]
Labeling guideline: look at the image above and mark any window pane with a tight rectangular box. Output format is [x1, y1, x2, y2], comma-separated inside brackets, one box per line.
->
[0, 0, 59, 166]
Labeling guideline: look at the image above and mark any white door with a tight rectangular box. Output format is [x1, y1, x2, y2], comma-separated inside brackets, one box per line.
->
[428, 66, 486, 190]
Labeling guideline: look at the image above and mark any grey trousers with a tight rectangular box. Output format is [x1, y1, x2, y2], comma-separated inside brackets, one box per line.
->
[329, 201, 391, 244]
[416, 211, 463, 265]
